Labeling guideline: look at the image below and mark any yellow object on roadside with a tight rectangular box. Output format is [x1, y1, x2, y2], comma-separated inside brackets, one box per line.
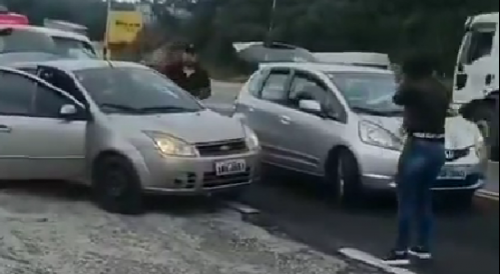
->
[105, 10, 143, 45]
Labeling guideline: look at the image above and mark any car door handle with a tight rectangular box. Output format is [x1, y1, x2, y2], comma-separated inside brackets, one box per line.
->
[280, 115, 291, 124]
[248, 106, 255, 112]
[0, 125, 12, 133]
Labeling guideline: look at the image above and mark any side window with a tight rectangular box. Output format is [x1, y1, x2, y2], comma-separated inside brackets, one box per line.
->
[462, 28, 496, 65]
[18, 67, 38, 75]
[247, 69, 267, 97]
[260, 70, 289, 102]
[288, 73, 328, 105]
[0, 71, 35, 116]
[38, 68, 87, 104]
[33, 84, 72, 118]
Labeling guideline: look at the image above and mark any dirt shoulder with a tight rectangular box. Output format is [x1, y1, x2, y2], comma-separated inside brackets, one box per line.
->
[0, 185, 366, 274]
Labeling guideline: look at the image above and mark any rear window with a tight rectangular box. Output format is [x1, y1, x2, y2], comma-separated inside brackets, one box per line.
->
[0, 28, 55, 54]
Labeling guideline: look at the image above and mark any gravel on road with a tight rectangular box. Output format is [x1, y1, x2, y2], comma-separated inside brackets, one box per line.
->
[0, 185, 378, 274]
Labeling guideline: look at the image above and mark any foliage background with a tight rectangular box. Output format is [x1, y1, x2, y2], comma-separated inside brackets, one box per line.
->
[3, 0, 499, 76]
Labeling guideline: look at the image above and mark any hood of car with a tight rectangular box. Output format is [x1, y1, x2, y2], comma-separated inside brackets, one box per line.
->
[107, 109, 246, 144]
[359, 114, 481, 149]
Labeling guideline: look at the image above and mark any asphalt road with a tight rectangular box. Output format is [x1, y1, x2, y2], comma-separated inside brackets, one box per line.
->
[207, 80, 500, 274]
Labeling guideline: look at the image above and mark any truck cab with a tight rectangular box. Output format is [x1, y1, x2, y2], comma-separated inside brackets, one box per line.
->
[454, 12, 499, 160]
[454, 12, 499, 105]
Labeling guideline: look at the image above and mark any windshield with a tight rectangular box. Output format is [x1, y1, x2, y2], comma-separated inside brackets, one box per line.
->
[52, 37, 97, 59]
[0, 28, 56, 54]
[74, 67, 204, 114]
[328, 72, 403, 115]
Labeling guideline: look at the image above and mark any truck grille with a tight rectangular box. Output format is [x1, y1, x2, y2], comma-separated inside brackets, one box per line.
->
[196, 139, 248, 156]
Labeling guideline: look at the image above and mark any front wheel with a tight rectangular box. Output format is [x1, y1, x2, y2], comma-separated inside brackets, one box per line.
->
[466, 102, 495, 139]
[92, 155, 144, 215]
[326, 149, 365, 207]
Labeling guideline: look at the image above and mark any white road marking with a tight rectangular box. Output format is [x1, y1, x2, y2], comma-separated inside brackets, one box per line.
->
[338, 248, 417, 274]
[476, 189, 499, 201]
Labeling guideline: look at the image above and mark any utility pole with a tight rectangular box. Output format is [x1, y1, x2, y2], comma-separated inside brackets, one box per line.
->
[104, 0, 113, 59]
[264, 0, 277, 47]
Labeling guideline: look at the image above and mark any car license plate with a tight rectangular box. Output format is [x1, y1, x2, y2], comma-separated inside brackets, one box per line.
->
[437, 167, 467, 180]
[215, 159, 246, 176]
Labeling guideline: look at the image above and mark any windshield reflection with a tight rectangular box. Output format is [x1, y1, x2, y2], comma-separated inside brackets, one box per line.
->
[328, 72, 403, 116]
[75, 67, 204, 114]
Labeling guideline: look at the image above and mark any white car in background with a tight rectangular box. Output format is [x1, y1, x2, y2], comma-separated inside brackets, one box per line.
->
[313, 52, 392, 70]
[0, 24, 97, 60]
[233, 62, 486, 207]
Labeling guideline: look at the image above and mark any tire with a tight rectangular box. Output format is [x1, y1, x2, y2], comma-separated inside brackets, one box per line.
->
[92, 155, 144, 215]
[326, 149, 364, 207]
[473, 104, 497, 162]
[468, 103, 495, 138]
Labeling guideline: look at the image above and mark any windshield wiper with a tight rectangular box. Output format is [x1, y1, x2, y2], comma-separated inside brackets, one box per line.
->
[138, 106, 198, 113]
[100, 103, 140, 113]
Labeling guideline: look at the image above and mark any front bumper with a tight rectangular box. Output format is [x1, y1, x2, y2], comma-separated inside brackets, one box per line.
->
[353, 143, 486, 192]
[142, 151, 261, 195]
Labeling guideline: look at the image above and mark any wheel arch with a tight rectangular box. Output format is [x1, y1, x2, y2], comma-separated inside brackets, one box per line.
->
[91, 149, 149, 186]
[324, 145, 358, 174]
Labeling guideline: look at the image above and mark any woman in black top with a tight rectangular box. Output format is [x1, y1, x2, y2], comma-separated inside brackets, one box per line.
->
[383, 54, 449, 266]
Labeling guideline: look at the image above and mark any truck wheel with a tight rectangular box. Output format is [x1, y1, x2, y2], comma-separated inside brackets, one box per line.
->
[92, 155, 144, 215]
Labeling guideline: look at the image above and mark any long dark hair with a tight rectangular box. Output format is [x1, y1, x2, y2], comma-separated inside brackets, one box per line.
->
[402, 52, 437, 79]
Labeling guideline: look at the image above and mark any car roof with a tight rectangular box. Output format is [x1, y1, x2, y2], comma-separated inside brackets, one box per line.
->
[0, 24, 91, 42]
[260, 62, 393, 75]
[17, 59, 147, 72]
[471, 12, 499, 25]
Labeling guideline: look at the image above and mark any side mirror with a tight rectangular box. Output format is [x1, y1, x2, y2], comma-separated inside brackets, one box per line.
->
[59, 104, 78, 119]
[298, 99, 322, 114]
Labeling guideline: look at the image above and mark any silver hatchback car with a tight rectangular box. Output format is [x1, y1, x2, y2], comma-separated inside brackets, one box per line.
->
[234, 62, 486, 206]
[0, 60, 261, 214]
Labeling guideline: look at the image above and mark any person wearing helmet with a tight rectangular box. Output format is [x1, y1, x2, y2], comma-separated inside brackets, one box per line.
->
[161, 43, 211, 99]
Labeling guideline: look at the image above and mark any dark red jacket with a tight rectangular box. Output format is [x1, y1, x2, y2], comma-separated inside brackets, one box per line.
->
[161, 62, 211, 99]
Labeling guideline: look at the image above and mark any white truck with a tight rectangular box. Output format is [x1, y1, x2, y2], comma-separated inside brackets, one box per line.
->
[455, 12, 499, 161]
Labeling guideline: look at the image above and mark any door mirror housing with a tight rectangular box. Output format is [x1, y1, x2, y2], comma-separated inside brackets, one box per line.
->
[60, 104, 77, 116]
[59, 104, 87, 120]
[298, 99, 322, 114]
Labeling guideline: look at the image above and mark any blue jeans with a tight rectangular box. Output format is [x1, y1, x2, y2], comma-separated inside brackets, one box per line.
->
[395, 138, 446, 252]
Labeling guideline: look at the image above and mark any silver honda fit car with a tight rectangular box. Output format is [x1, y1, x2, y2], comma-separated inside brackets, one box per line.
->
[0, 60, 261, 214]
[233, 62, 486, 207]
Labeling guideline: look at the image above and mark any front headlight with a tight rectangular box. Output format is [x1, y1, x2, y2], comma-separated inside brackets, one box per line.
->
[358, 120, 403, 151]
[144, 131, 198, 157]
[243, 126, 260, 151]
